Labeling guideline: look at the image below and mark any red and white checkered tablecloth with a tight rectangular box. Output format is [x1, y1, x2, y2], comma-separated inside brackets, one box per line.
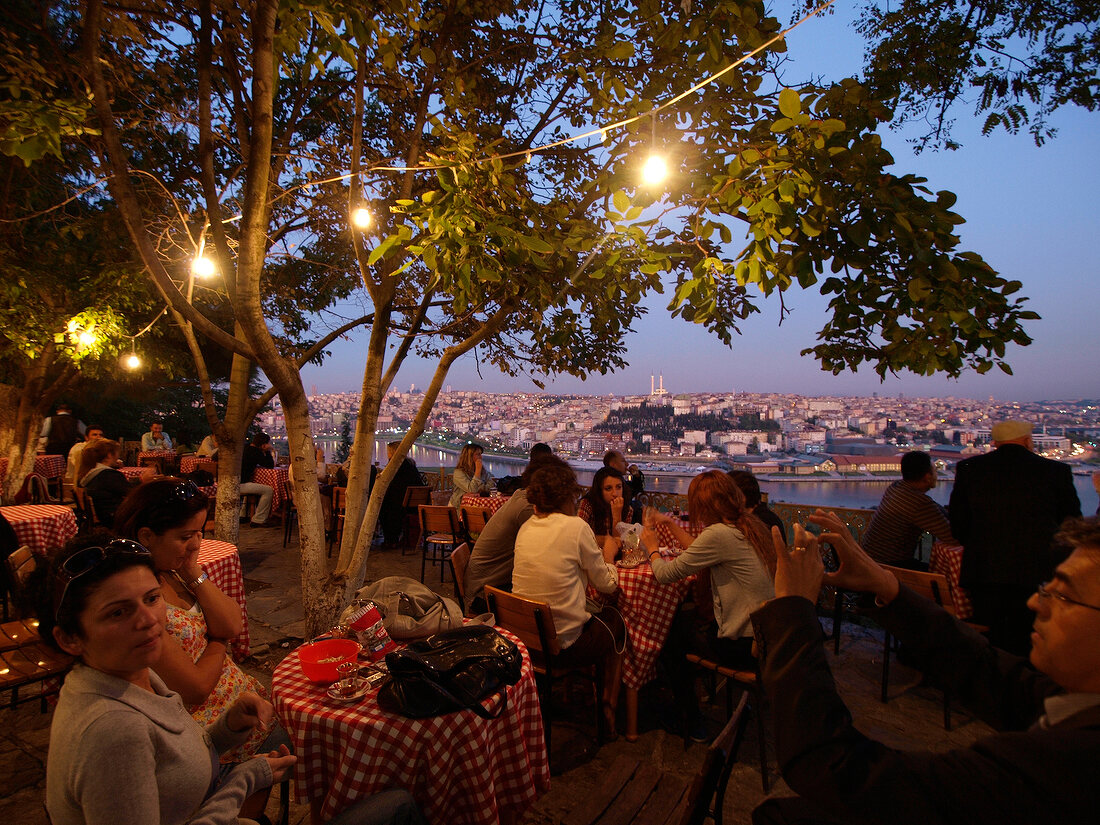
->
[272, 630, 549, 825]
[460, 493, 510, 516]
[0, 504, 78, 554]
[180, 455, 216, 475]
[612, 564, 694, 689]
[198, 539, 251, 661]
[252, 467, 288, 511]
[654, 516, 700, 549]
[929, 541, 973, 620]
[0, 454, 67, 483]
[137, 449, 176, 463]
[119, 466, 148, 482]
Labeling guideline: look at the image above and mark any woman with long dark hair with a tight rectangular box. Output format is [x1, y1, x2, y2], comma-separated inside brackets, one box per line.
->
[578, 467, 640, 558]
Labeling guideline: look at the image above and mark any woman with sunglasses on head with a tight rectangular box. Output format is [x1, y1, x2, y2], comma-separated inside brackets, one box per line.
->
[39, 531, 294, 825]
[113, 478, 289, 820]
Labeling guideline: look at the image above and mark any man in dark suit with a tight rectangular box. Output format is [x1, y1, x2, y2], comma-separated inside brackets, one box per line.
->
[751, 512, 1100, 825]
[949, 420, 1081, 653]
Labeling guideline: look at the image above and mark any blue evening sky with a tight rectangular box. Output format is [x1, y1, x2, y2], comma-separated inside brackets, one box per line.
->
[300, 5, 1100, 401]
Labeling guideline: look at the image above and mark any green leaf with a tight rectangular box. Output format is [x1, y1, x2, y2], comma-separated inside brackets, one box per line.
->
[613, 190, 630, 213]
[517, 235, 553, 254]
[778, 88, 801, 118]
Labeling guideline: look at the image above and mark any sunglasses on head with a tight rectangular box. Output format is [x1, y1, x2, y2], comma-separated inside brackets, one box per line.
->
[54, 539, 151, 621]
[167, 479, 203, 501]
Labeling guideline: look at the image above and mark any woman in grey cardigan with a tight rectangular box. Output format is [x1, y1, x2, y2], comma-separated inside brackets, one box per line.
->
[41, 532, 287, 825]
[39, 532, 424, 825]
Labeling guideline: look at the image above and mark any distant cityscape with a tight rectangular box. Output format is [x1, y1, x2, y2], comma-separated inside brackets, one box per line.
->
[257, 377, 1100, 478]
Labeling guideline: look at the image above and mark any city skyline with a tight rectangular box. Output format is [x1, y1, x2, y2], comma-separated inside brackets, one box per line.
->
[299, 7, 1099, 403]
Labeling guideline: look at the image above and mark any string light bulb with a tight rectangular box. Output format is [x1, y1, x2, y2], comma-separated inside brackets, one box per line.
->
[124, 339, 141, 370]
[192, 256, 216, 278]
[642, 154, 668, 185]
[351, 207, 372, 229]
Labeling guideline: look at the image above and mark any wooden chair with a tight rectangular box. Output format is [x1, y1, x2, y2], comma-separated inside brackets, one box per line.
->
[879, 564, 986, 730]
[484, 586, 601, 755]
[449, 543, 471, 615]
[460, 505, 492, 547]
[1, 548, 74, 710]
[328, 487, 347, 557]
[401, 486, 432, 554]
[564, 693, 750, 825]
[684, 653, 770, 793]
[73, 486, 98, 533]
[417, 505, 461, 583]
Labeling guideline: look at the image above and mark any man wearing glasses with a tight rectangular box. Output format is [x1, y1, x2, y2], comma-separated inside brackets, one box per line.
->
[750, 513, 1100, 825]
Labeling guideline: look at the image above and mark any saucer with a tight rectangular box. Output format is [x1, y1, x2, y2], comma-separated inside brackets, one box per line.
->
[616, 558, 646, 569]
[326, 682, 370, 703]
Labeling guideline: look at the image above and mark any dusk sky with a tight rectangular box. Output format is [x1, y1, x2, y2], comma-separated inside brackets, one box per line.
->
[300, 6, 1099, 402]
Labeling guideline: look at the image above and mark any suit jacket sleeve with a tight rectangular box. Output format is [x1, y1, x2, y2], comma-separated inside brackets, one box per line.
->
[750, 592, 1091, 825]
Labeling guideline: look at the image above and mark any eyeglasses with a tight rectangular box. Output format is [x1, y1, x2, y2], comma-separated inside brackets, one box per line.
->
[1036, 581, 1100, 613]
[54, 539, 151, 620]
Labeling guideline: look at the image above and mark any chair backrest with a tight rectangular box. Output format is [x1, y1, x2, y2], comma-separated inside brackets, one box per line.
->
[449, 543, 471, 609]
[333, 487, 347, 513]
[679, 693, 750, 825]
[484, 585, 561, 657]
[6, 547, 37, 616]
[461, 506, 491, 537]
[402, 485, 431, 509]
[419, 504, 460, 536]
[883, 564, 956, 616]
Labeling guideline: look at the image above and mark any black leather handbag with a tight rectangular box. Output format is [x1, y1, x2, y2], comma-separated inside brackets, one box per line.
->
[378, 625, 522, 719]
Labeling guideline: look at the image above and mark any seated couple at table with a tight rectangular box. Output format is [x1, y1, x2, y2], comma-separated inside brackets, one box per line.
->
[38, 529, 426, 825]
[750, 512, 1100, 825]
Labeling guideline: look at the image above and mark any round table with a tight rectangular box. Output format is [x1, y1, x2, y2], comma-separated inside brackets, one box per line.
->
[198, 539, 251, 661]
[460, 493, 510, 516]
[272, 631, 549, 825]
[0, 504, 78, 554]
[252, 467, 289, 511]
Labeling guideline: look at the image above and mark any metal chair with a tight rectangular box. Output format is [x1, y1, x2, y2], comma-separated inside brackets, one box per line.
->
[417, 505, 461, 582]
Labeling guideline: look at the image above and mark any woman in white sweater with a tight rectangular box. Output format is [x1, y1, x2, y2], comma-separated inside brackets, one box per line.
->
[511, 457, 624, 739]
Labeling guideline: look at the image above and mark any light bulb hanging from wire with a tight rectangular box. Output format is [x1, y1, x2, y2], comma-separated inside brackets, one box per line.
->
[641, 112, 669, 186]
[192, 255, 216, 278]
[351, 206, 372, 229]
[123, 338, 141, 370]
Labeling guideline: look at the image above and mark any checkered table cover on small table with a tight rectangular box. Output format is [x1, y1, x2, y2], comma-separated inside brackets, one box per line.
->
[929, 541, 973, 620]
[251, 467, 289, 511]
[613, 563, 694, 689]
[198, 539, 251, 661]
[272, 629, 549, 825]
[460, 493, 510, 516]
[0, 504, 78, 554]
[180, 456, 216, 475]
[0, 454, 67, 484]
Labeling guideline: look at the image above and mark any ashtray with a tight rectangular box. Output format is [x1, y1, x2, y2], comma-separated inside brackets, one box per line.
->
[616, 558, 646, 569]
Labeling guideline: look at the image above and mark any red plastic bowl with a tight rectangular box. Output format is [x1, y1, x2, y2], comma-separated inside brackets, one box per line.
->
[298, 638, 362, 683]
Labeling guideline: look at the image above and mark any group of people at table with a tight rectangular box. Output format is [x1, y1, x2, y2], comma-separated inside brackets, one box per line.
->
[26, 423, 1100, 824]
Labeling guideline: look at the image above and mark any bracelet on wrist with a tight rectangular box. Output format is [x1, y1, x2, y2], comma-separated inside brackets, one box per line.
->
[188, 571, 209, 590]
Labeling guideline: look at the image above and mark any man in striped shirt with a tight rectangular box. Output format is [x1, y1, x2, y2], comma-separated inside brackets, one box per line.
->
[863, 451, 954, 567]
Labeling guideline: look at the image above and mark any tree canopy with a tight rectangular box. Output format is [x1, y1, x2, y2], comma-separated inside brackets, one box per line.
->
[846, 0, 1100, 149]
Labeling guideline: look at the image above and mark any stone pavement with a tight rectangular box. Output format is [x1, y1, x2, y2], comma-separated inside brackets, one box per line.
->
[1, 522, 993, 824]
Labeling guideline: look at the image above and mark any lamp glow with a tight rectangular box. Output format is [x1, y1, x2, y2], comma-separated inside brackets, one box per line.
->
[77, 330, 96, 348]
[642, 154, 668, 185]
[192, 256, 216, 278]
[125, 353, 141, 369]
[351, 207, 372, 229]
